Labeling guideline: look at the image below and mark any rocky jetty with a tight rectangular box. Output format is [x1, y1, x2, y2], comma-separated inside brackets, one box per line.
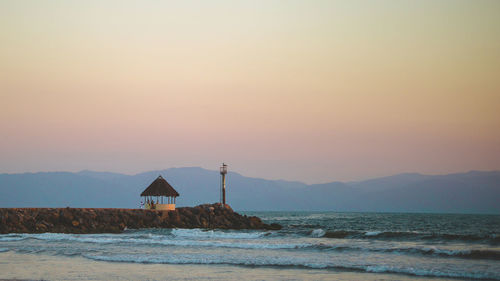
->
[0, 203, 281, 234]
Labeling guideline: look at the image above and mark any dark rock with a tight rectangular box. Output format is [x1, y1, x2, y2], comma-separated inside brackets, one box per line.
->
[0, 203, 281, 234]
[267, 223, 282, 230]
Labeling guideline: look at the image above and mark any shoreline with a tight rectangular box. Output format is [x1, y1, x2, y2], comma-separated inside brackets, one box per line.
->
[0, 251, 458, 281]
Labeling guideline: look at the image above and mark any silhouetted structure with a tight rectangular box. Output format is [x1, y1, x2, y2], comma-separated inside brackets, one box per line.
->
[220, 163, 228, 206]
[140, 175, 179, 210]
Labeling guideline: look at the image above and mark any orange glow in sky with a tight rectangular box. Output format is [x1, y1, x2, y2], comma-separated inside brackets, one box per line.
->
[1, 1, 499, 183]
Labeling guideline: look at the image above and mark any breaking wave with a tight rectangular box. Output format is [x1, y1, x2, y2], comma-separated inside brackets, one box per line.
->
[5, 232, 309, 250]
[378, 247, 500, 260]
[0, 234, 25, 242]
[364, 264, 499, 280]
[3, 232, 499, 260]
[83, 253, 500, 280]
[310, 229, 326, 237]
[171, 228, 269, 239]
[316, 230, 499, 243]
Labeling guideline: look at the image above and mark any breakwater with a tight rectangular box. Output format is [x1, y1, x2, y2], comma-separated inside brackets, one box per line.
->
[0, 203, 281, 234]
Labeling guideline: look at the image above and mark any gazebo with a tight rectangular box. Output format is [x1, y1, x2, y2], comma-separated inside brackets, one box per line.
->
[141, 175, 180, 210]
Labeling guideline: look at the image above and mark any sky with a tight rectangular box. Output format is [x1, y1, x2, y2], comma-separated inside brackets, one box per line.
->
[1, 0, 499, 184]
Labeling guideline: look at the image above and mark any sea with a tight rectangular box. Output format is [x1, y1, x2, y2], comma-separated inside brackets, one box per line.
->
[0, 212, 499, 280]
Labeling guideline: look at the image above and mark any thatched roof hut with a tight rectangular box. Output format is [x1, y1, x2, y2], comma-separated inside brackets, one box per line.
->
[141, 175, 179, 210]
[140, 175, 179, 197]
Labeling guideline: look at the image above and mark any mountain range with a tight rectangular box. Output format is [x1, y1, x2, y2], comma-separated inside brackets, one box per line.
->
[0, 168, 499, 213]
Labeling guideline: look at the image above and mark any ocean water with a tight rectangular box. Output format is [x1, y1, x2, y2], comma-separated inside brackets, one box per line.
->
[0, 212, 499, 280]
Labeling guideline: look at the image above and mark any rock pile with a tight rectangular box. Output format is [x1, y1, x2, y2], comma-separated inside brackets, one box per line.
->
[0, 203, 281, 234]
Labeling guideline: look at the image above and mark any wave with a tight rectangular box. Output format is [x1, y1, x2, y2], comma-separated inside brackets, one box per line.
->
[372, 247, 500, 260]
[423, 233, 500, 243]
[10, 232, 311, 250]
[317, 230, 499, 243]
[12, 232, 499, 261]
[322, 230, 356, 238]
[83, 254, 500, 280]
[364, 265, 498, 280]
[0, 236, 25, 242]
[171, 228, 269, 239]
[364, 231, 382, 236]
[0, 234, 26, 242]
[325, 230, 419, 239]
[0, 248, 9, 253]
[290, 224, 323, 229]
[3, 232, 498, 260]
[310, 229, 325, 237]
[27, 233, 128, 244]
[3, 228, 496, 245]
[314, 244, 500, 261]
[305, 231, 500, 260]
[0, 228, 272, 243]
[412, 248, 500, 260]
[39, 230, 495, 260]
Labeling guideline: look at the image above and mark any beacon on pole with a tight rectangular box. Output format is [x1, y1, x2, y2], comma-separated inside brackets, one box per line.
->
[220, 163, 228, 206]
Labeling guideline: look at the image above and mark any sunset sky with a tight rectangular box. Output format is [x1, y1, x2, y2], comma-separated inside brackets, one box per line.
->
[1, 0, 499, 183]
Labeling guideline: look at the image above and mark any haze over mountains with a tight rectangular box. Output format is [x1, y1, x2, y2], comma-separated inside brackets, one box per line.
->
[0, 168, 498, 214]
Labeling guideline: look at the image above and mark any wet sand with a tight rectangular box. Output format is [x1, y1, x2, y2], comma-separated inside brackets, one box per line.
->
[0, 251, 459, 281]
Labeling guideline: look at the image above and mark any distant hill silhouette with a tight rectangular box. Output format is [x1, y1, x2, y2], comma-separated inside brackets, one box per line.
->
[0, 168, 498, 213]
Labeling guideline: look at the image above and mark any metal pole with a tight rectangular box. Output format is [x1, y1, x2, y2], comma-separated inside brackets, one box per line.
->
[222, 173, 226, 206]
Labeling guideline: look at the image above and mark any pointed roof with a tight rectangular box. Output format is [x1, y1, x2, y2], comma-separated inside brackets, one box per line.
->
[140, 175, 180, 197]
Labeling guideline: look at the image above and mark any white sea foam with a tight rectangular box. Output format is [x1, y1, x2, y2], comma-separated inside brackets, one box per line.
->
[364, 231, 382, 236]
[28, 233, 72, 241]
[83, 254, 499, 279]
[83, 253, 327, 268]
[0, 236, 24, 242]
[27, 233, 120, 244]
[153, 238, 311, 250]
[421, 246, 465, 256]
[14, 232, 311, 250]
[171, 228, 267, 239]
[310, 229, 325, 237]
[9, 232, 497, 259]
[157, 240, 310, 249]
[365, 265, 497, 280]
